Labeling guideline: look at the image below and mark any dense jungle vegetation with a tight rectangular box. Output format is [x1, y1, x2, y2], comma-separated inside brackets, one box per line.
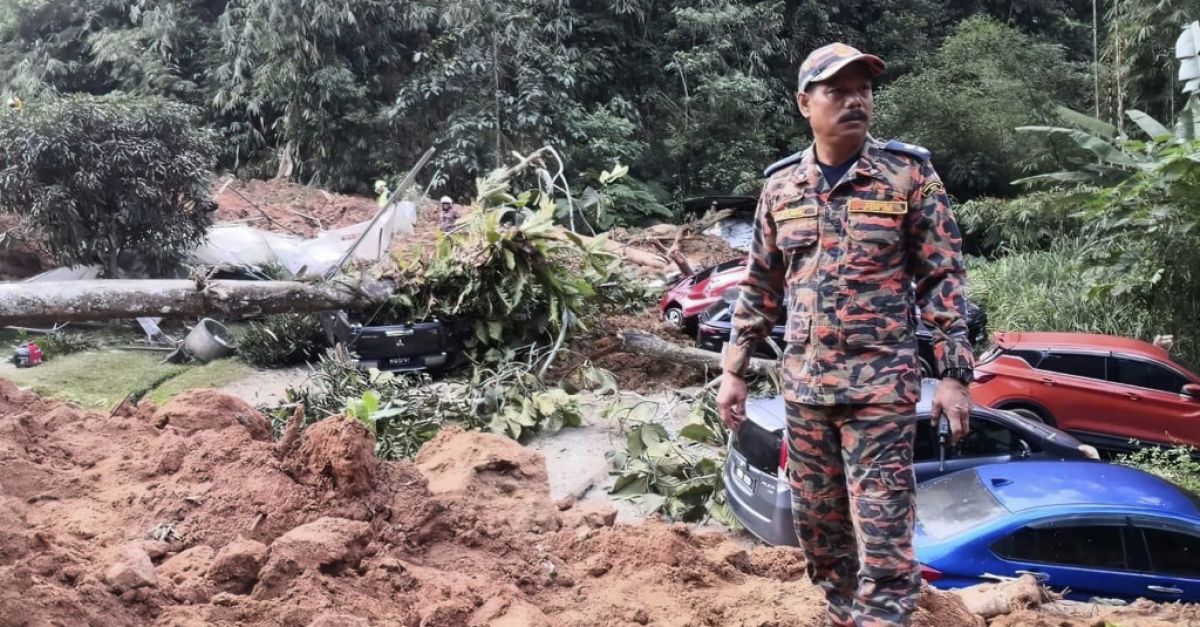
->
[2, 0, 1200, 365]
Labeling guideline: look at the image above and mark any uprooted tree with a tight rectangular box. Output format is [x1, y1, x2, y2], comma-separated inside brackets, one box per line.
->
[0, 94, 218, 277]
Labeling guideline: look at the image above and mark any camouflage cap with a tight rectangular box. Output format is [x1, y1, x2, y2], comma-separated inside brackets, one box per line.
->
[797, 43, 885, 93]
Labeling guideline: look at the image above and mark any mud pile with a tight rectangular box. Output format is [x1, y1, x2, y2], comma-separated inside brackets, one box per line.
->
[0, 378, 1193, 626]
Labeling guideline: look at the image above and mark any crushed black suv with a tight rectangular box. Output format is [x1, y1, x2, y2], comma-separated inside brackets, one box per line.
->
[320, 312, 467, 373]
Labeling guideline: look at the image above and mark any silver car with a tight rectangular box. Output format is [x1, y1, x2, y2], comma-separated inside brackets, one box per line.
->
[724, 379, 1100, 546]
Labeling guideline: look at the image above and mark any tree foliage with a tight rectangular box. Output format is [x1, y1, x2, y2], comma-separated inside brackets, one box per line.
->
[1103, 0, 1200, 127]
[0, 0, 1101, 213]
[0, 93, 217, 275]
[874, 17, 1089, 198]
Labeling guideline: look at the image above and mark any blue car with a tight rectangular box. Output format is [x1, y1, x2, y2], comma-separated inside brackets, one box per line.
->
[724, 380, 1098, 547]
[917, 461, 1200, 602]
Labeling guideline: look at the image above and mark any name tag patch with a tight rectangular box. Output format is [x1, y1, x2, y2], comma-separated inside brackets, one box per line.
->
[847, 199, 907, 215]
[773, 205, 818, 222]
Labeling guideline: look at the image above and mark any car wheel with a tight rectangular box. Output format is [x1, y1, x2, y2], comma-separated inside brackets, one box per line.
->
[664, 306, 685, 329]
[1006, 405, 1054, 426]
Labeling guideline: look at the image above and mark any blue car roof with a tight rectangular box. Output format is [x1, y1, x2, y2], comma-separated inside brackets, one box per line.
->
[975, 461, 1200, 517]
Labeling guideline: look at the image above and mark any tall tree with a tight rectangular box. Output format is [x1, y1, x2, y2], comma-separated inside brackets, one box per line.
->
[214, 0, 426, 190]
[1103, 0, 1200, 126]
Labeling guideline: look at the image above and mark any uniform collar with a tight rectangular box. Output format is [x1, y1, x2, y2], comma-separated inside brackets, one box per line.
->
[791, 135, 887, 191]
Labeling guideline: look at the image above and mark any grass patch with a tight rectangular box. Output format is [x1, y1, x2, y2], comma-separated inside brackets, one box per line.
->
[144, 358, 253, 405]
[4, 350, 188, 409]
[969, 238, 1154, 338]
[968, 237, 1199, 368]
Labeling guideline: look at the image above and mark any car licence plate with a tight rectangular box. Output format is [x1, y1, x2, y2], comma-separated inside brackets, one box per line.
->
[733, 463, 756, 492]
[382, 356, 415, 368]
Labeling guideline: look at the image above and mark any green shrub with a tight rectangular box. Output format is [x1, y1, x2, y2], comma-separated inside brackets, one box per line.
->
[237, 314, 325, 368]
[0, 94, 217, 276]
[874, 17, 1089, 199]
[1118, 446, 1200, 495]
[957, 191, 1087, 257]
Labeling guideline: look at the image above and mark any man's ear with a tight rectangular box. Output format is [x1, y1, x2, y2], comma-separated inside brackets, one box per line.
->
[796, 91, 811, 119]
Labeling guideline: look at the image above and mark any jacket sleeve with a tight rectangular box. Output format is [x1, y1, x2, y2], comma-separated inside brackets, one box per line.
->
[722, 185, 786, 375]
[905, 161, 974, 375]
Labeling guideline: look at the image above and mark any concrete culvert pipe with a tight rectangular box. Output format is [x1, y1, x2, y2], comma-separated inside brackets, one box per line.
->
[184, 318, 237, 362]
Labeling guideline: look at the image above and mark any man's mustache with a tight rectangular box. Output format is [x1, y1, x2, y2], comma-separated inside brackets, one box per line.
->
[839, 110, 869, 123]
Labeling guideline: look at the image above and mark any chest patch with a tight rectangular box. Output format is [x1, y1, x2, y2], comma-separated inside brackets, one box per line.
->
[847, 198, 907, 215]
[773, 205, 818, 222]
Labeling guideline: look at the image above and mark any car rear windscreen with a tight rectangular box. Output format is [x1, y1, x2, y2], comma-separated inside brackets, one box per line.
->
[916, 470, 1010, 540]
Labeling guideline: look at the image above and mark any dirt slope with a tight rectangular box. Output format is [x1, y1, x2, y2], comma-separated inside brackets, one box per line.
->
[213, 179, 379, 238]
[0, 379, 1193, 626]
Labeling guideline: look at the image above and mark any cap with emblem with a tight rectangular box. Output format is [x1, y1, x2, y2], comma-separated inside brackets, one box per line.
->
[797, 43, 885, 93]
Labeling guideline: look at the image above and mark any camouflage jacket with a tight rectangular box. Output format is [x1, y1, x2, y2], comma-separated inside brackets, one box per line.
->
[723, 137, 974, 405]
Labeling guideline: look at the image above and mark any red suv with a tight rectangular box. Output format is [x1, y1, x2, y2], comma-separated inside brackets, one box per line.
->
[972, 331, 1200, 452]
[658, 258, 745, 330]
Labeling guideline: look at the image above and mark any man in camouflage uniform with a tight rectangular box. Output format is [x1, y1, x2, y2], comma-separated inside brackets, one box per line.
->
[717, 43, 975, 627]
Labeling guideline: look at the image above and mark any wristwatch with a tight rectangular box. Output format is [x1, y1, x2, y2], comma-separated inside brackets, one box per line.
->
[942, 367, 974, 386]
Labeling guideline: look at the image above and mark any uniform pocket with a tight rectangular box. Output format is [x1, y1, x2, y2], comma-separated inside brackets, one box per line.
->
[772, 196, 820, 250]
[840, 292, 912, 347]
[846, 197, 905, 246]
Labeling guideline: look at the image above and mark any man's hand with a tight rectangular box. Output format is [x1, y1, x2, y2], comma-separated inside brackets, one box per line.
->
[930, 379, 971, 445]
[717, 373, 749, 431]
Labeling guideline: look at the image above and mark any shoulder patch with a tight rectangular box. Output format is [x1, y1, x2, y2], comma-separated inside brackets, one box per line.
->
[883, 139, 931, 162]
[921, 180, 945, 196]
[763, 150, 805, 177]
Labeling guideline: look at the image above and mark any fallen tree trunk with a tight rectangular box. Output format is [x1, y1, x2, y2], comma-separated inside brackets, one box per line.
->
[586, 235, 667, 268]
[616, 329, 776, 378]
[0, 279, 393, 326]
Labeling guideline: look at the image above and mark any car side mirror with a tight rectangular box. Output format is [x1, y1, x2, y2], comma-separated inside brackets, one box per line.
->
[1183, 383, 1200, 398]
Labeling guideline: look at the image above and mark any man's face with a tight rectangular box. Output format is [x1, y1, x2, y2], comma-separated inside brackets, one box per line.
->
[797, 62, 873, 146]
[441, 203, 451, 211]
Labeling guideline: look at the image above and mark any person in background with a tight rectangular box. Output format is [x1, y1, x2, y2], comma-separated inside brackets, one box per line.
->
[374, 180, 391, 208]
[437, 196, 460, 232]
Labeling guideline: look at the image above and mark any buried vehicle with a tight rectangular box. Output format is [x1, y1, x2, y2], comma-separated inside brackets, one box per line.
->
[724, 379, 1098, 547]
[916, 461, 1200, 603]
[658, 258, 745, 331]
[320, 311, 466, 372]
[971, 331, 1200, 452]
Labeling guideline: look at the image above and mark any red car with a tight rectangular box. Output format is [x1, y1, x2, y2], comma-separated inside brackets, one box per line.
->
[658, 258, 745, 330]
[972, 331, 1200, 451]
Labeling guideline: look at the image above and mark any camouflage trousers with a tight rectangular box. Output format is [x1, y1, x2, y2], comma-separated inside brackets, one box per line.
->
[785, 402, 920, 627]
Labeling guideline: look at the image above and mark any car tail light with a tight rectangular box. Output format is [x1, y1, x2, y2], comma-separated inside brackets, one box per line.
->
[919, 565, 943, 583]
[1079, 444, 1100, 460]
[973, 372, 995, 384]
[779, 437, 789, 471]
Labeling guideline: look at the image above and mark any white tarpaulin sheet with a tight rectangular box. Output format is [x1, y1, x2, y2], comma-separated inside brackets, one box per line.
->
[190, 200, 417, 275]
